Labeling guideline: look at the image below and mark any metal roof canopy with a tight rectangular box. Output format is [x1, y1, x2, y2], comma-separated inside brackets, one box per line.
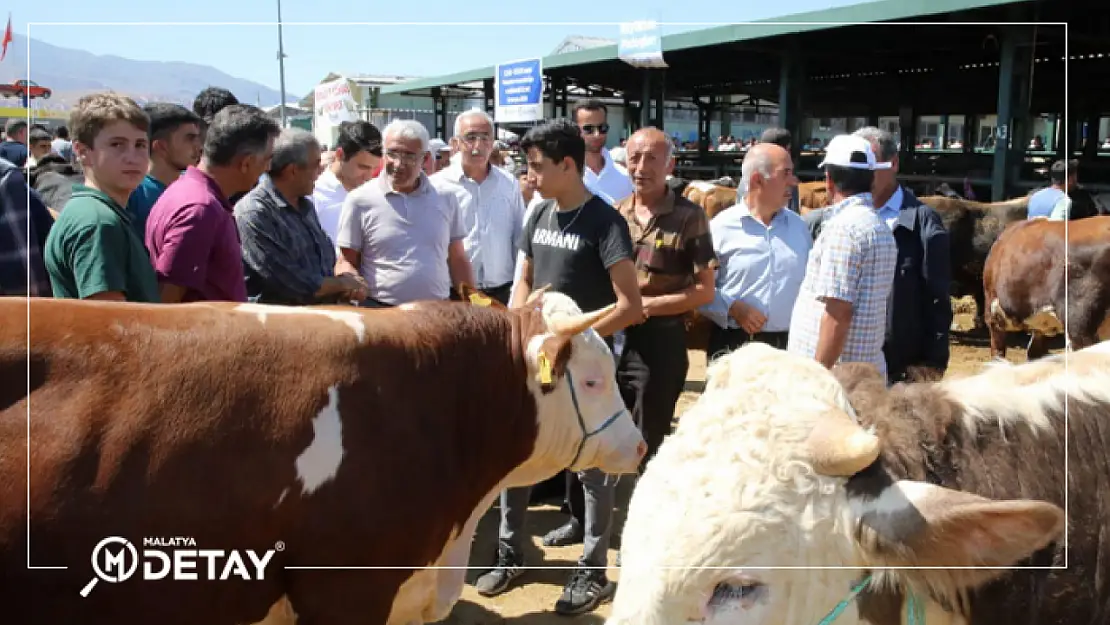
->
[381, 0, 1106, 116]
[381, 0, 1039, 98]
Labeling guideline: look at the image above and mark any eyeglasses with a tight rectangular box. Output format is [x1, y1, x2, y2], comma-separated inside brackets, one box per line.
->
[580, 123, 610, 135]
[384, 150, 424, 164]
[460, 132, 492, 145]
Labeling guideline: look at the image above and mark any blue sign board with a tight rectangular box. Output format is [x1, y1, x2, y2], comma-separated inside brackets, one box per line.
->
[495, 58, 543, 124]
[618, 21, 667, 69]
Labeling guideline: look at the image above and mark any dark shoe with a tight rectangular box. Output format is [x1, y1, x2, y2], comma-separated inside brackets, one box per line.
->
[473, 546, 524, 597]
[554, 565, 616, 615]
[542, 518, 584, 547]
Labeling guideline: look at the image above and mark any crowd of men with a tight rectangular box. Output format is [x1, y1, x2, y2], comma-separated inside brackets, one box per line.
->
[2, 82, 1012, 616]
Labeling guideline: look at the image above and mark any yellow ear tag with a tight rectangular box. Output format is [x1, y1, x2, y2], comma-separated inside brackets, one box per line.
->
[469, 292, 492, 307]
[538, 352, 554, 385]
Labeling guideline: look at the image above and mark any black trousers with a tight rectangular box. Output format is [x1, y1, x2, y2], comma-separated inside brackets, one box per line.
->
[448, 282, 512, 306]
[565, 316, 689, 526]
[707, 325, 789, 362]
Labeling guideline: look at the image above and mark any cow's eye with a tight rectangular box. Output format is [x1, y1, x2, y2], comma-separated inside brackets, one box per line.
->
[709, 581, 766, 609]
[584, 379, 599, 388]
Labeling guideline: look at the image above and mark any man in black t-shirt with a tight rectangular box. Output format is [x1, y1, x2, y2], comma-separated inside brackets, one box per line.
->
[474, 120, 643, 615]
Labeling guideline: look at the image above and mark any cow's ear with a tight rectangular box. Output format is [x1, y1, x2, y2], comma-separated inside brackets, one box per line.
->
[852, 480, 1063, 585]
[533, 334, 574, 394]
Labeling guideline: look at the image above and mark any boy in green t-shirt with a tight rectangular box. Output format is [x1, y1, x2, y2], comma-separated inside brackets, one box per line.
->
[44, 92, 161, 303]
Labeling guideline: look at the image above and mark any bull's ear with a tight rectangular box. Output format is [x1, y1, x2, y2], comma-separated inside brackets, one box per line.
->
[852, 480, 1064, 582]
[531, 334, 574, 394]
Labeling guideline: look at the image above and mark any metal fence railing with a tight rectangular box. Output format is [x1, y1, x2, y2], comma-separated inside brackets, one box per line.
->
[362, 109, 462, 141]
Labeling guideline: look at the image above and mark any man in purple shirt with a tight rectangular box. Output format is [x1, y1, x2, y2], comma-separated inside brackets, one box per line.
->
[146, 104, 280, 303]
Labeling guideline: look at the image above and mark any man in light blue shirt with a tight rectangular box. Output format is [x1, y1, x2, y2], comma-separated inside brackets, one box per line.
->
[699, 142, 811, 361]
[1027, 159, 1074, 219]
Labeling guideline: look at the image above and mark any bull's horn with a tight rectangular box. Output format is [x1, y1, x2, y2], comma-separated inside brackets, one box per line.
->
[523, 284, 552, 307]
[806, 411, 881, 477]
[548, 303, 617, 336]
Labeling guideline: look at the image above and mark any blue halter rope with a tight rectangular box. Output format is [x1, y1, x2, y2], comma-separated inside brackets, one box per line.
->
[562, 369, 628, 469]
[817, 575, 925, 625]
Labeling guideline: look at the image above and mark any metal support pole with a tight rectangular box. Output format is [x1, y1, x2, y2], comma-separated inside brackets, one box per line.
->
[483, 78, 496, 138]
[654, 70, 665, 130]
[432, 87, 447, 139]
[991, 32, 1017, 202]
[555, 76, 568, 119]
[276, 0, 288, 128]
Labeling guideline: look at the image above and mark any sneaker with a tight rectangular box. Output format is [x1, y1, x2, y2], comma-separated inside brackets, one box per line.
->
[473, 546, 524, 597]
[542, 518, 584, 547]
[554, 564, 616, 615]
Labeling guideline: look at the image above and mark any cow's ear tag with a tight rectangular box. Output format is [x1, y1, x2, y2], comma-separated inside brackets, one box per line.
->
[469, 292, 492, 307]
[538, 352, 554, 385]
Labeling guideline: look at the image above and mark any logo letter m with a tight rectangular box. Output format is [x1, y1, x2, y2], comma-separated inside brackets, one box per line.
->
[103, 547, 127, 580]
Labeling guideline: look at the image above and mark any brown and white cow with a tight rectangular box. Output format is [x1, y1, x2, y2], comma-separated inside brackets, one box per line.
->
[933, 194, 1030, 327]
[609, 340, 1110, 625]
[683, 180, 739, 222]
[797, 180, 828, 214]
[0, 293, 645, 625]
[983, 215, 1110, 360]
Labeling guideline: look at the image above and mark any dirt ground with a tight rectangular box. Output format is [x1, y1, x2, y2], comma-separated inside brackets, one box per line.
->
[432, 299, 1056, 625]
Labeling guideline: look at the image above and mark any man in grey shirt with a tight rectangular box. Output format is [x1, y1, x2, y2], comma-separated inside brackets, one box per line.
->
[336, 119, 474, 306]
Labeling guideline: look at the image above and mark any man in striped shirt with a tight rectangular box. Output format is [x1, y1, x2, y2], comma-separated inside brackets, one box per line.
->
[787, 134, 897, 378]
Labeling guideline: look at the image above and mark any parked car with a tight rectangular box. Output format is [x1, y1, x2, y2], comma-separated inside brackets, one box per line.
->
[0, 80, 52, 100]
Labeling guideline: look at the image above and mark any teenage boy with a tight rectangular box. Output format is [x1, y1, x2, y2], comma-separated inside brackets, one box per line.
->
[126, 103, 203, 240]
[476, 119, 643, 615]
[44, 92, 160, 303]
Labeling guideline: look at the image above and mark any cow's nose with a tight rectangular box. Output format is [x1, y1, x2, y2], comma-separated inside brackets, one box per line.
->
[636, 441, 647, 459]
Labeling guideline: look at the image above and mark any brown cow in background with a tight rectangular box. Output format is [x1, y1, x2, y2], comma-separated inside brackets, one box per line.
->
[983, 215, 1110, 360]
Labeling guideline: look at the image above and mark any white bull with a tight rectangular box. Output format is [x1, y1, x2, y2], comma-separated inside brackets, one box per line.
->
[606, 341, 1105, 625]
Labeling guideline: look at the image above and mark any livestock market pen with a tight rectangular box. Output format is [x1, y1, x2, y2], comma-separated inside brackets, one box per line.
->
[384, 0, 1107, 202]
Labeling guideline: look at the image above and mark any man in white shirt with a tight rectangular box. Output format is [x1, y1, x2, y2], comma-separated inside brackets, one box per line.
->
[431, 109, 527, 305]
[311, 120, 382, 244]
[574, 99, 634, 205]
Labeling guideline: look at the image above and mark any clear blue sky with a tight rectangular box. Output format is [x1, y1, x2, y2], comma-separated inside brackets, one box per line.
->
[15, 0, 854, 98]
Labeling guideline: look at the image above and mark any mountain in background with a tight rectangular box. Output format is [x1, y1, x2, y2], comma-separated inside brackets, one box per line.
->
[0, 33, 286, 111]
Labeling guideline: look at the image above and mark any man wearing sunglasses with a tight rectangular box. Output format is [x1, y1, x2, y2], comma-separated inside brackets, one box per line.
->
[334, 119, 475, 308]
[574, 99, 634, 206]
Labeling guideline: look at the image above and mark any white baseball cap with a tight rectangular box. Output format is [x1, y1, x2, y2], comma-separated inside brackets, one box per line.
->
[818, 134, 891, 170]
[428, 138, 450, 153]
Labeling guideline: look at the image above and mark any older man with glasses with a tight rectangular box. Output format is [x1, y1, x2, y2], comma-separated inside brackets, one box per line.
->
[335, 119, 475, 308]
[430, 109, 527, 305]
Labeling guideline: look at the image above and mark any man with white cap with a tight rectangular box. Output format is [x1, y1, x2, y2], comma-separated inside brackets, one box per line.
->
[424, 138, 451, 175]
[786, 134, 897, 378]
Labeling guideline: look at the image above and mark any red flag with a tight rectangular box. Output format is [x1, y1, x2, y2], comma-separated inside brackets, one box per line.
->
[0, 15, 12, 63]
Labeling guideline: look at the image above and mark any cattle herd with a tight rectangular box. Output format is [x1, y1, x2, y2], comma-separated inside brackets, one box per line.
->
[1, 178, 1109, 625]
